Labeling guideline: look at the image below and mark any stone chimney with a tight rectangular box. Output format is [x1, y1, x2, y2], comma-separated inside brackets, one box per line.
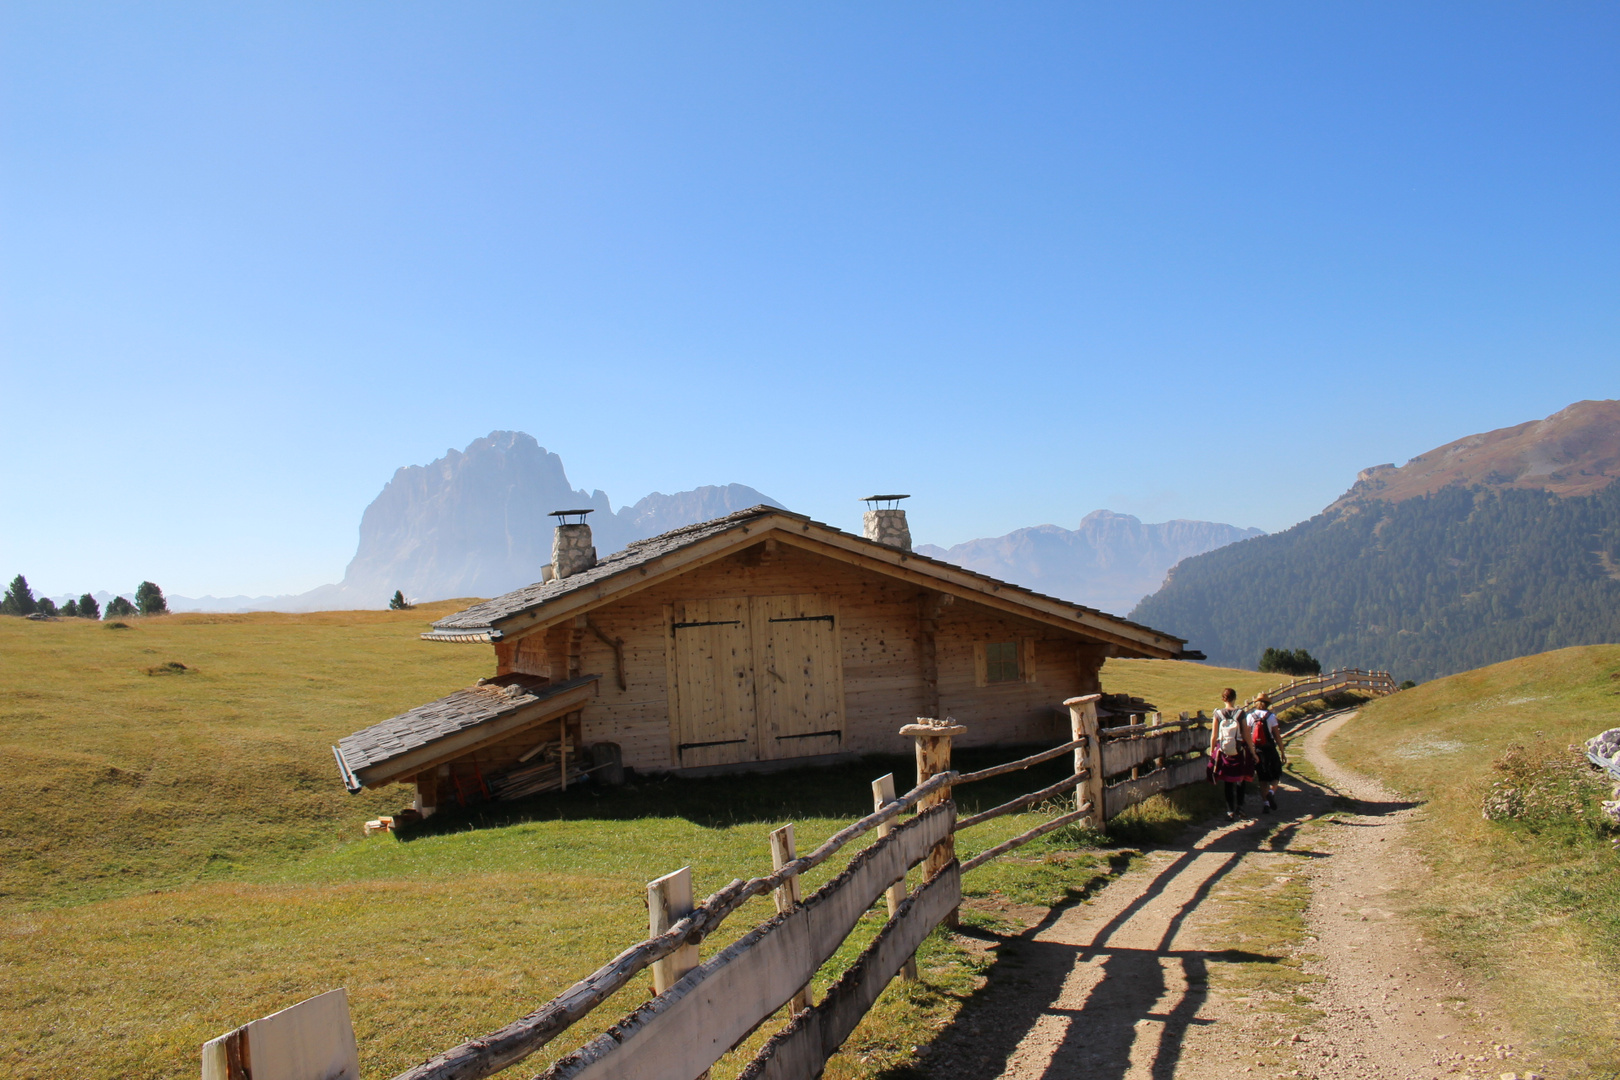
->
[861, 495, 912, 552]
[549, 509, 598, 579]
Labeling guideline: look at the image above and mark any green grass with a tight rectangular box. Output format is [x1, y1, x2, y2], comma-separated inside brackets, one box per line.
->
[1101, 657, 1289, 718]
[0, 613, 1171, 1078]
[1329, 644, 1620, 1078]
[0, 615, 1246, 1079]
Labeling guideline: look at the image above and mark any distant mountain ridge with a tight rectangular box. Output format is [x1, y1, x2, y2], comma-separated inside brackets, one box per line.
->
[171, 432, 782, 612]
[1330, 398, 1620, 510]
[916, 510, 1263, 616]
[1132, 400, 1620, 681]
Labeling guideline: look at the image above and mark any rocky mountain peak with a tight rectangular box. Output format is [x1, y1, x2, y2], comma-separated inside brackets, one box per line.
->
[1331, 399, 1620, 510]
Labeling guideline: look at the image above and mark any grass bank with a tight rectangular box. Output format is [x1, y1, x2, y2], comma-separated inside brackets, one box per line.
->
[1329, 645, 1620, 1077]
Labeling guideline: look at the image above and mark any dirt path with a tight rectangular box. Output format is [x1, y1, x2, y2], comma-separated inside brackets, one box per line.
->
[923, 711, 1543, 1080]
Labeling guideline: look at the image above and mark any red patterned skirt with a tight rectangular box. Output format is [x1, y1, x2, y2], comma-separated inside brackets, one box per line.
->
[1210, 748, 1255, 783]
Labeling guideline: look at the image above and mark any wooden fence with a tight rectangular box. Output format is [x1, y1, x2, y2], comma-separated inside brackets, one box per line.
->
[1257, 667, 1398, 714]
[203, 695, 1216, 1080]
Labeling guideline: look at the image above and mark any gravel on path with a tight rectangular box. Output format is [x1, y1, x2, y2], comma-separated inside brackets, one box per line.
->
[917, 710, 1541, 1080]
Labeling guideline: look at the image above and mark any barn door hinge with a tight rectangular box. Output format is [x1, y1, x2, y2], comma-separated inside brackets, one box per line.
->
[671, 619, 743, 634]
[678, 738, 748, 753]
[767, 615, 835, 624]
[775, 729, 843, 742]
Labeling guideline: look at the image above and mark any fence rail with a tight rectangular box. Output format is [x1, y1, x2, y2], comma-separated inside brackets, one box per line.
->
[211, 681, 1388, 1080]
[1258, 667, 1398, 713]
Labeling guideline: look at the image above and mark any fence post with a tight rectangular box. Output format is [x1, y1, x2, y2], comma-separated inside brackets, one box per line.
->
[647, 867, 698, 995]
[900, 717, 965, 928]
[872, 774, 920, 982]
[1065, 694, 1105, 828]
[768, 825, 816, 1011]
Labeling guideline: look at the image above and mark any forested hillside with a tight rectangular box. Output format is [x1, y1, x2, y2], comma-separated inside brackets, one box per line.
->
[1130, 481, 1620, 681]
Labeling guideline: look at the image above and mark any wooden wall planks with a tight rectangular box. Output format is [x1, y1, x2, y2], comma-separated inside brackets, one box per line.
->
[498, 542, 1104, 774]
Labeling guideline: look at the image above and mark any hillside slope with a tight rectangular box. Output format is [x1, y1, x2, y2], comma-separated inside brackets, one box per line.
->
[1328, 645, 1620, 1073]
[1132, 401, 1620, 680]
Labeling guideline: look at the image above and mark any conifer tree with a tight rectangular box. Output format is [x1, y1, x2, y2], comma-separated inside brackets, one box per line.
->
[105, 596, 136, 618]
[135, 581, 168, 616]
[2, 575, 36, 616]
[36, 596, 59, 616]
[389, 590, 412, 611]
[61, 598, 79, 617]
[77, 593, 100, 620]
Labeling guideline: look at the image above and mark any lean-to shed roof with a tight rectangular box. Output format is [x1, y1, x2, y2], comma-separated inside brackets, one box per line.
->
[333, 673, 600, 791]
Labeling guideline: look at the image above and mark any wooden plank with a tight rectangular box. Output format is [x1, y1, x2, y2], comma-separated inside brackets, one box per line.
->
[202, 989, 359, 1080]
[670, 597, 759, 768]
[1021, 637, 1037, 683]
[959, 806, 1090, 873]
[1100, 726, 1208, 775]
[737, 862, 962, 1080]
[389, 771, 958, 1080]
[1102, 757, 1207, 819]
[769, 825, 814, 1012]
[547, 804, 956, 1080]
[870, 774, 918, 983]
[954, 739, 1086, 785]
[756, 594, 845, 760]
[647, 868, 697, 995]
[956, 771, 1084, 831]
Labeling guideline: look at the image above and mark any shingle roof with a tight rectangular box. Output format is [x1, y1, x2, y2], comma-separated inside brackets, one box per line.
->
[333, 673, 600, 790]
[427, 507, 782, 635]
[424, 504, 1186, 652]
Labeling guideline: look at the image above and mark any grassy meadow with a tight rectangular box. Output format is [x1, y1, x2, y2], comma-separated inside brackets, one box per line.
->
[1099, 657, 1288, 717]
[1330, 645, 1620, 1076]
[0, 609, 1227, 1080]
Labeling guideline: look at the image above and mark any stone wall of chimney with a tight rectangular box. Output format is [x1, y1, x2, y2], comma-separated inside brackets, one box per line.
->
[863, 509, 912, 551]
[552, 523, 598, 579]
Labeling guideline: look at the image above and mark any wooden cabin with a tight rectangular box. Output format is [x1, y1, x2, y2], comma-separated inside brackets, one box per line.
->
[332, 503, 1200, 815]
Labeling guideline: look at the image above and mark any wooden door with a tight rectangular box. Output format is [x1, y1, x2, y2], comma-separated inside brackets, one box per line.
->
[754, 594, 845, 760]
[668, 598, 759, 768]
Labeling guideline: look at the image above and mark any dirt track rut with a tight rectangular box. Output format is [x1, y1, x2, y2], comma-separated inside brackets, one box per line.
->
[921, 711, 1538, 1080]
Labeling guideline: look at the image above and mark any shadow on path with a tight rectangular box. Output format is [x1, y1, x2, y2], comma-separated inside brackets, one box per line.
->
[914, 710, 1386, 1080]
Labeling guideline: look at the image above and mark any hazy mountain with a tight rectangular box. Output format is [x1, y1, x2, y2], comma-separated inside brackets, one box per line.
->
[1131, 400, 1620, 680]
[915, 510, 1263, 616]
[171, 432, 784, 612]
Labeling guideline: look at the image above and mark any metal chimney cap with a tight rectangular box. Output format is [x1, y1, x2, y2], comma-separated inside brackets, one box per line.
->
[861, 494, 910, 508]
[549, 508, 595, 525]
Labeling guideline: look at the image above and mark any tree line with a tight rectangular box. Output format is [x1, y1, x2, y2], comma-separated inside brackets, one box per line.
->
[2, 575, 168, 619]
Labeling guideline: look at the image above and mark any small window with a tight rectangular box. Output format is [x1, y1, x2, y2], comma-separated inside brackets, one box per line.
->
[985, 641, 1021, 683]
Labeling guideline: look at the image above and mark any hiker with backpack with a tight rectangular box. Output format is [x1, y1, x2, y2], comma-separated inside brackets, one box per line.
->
[1208, 687, 1257, 821]
[1249, 693, 1287, 813]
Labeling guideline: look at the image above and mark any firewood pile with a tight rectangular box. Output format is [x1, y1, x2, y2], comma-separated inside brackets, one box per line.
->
[488, 742, 589, 801]
[1098, 693, 1158, 726]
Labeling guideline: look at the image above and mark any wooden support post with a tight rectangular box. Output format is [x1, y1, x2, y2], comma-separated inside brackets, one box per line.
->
[1065, 694, 1104, 828]
[769, 825, 815, 1013]
[647, 868, 698, 996]
[414, 771, 438, 818]
[567, 616, 586, 680]
[872, 774, 920, 982]
[899, 717, 965, 928]
[916, 594, 950, 720]
[1149, 711, 1165, 774]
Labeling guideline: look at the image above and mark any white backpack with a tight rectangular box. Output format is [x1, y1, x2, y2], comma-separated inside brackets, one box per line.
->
[1217, 708, 1247, 756]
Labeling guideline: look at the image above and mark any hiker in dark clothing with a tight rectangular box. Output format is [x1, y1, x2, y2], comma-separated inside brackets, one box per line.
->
[1248, 693, 1286, 813]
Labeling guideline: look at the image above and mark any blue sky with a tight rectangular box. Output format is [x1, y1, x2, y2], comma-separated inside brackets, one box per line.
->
[3, 3, 1617, 598]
